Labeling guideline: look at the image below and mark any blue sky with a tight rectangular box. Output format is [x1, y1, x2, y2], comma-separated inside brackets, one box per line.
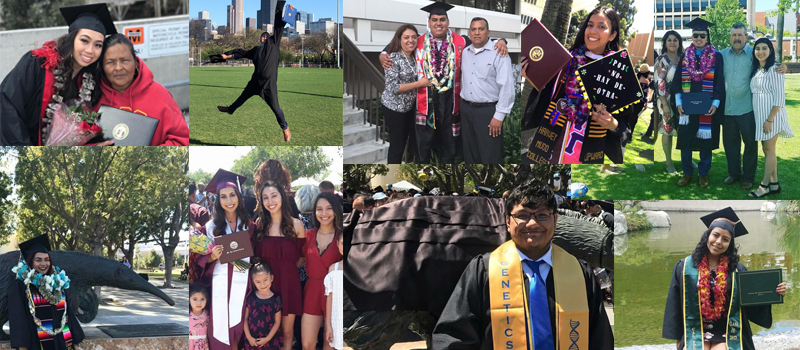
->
[756, 0, 778, 12]
[190, 0, 342, 26]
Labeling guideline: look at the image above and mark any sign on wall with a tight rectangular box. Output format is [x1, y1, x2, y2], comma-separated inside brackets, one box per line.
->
[123, 21, 188, 59]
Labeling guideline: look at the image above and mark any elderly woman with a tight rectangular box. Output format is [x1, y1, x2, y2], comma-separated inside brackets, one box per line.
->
[96, 33, 189, 145]
[295, 185, 321, 230]
[10, 235, 84, 350]
[0, 4, 116, 146]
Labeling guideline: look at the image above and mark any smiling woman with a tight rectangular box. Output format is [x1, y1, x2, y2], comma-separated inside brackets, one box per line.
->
[95, 33, 189, 146]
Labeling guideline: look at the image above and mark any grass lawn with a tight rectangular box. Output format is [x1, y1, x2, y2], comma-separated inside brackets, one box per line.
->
[189, 67, 343, 146]
[572, 75, 800, 200]
[617, 107, 656, 164]
[135, 269, 187, 284]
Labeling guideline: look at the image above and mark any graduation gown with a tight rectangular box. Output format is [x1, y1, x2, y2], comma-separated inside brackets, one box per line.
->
[662, 259, 772, 350]
[431, 251, 613, 350]
[670, 50, 725, 151]
[522, 54, 633, 164]
[228, 6, 285, 92]
[0, 52, 51, 146]
[9, 280, 85, 350]
[194, 219, 255, 350]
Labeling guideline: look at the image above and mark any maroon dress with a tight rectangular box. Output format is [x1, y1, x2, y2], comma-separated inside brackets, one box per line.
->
[302, 229, 342, 316]
[253, 235, 306, 316]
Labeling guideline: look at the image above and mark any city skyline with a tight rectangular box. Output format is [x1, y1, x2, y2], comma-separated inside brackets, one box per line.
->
[190, 0, 342, 31]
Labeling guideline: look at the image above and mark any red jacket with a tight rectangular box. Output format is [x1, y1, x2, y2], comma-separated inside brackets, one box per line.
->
[97, 57, 189, 146]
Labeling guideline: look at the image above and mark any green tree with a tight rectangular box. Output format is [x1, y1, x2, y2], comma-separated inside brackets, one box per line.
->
[755, 23, 771, 37]
[703, 0, 747, 51]
[599, 0, 637, 48]
[174, 253, 186, 267]
[189, 169, 214, 184]
[230, 147, 332, 188]
[144, 250, 163, 270]
[343, 165, 388, 192]
[565, 10, 588, 49]
[0, 0, 83, 30]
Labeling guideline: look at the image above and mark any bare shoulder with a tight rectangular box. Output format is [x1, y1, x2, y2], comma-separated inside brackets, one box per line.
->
[293, 218, 306, 238]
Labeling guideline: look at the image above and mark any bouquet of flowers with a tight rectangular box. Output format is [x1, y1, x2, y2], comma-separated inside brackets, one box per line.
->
[189, 230, 251, 271]
[44, 102, 102, 146]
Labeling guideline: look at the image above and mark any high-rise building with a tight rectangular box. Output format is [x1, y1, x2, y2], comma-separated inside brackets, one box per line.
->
[259, 0, 279, 29]
[520, 0, 544, 25]
[218, 25, 229, 35]
[310, 18, 336, 36]
[227, 5, 234, 33]
[234, 0, 244, 34]
[297, 11, 314, 25]
[247, 17, 256, 31]
[654, 0, 753, 43]
[295, 21, 305, 35]
[199, 11, 209, 20]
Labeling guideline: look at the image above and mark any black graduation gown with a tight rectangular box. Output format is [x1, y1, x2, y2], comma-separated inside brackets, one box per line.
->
[0, 52, 48, 146]
[9, 280, 85, 350]
[670, 50, 725, 151]
[522, 58, 633, 164]
[662, 259, 772, 350]
[432, 252, 613, 350]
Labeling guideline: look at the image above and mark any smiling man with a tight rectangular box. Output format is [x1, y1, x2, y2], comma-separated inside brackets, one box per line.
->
[432, 180, 613, 350]
[459, 17, 515, 164]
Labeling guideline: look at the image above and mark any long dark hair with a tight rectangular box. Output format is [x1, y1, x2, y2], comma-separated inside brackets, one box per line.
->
[312, 192, 343, 233]
[254, 159, 292, 195]
[387, 24, 419, 54]
[24, 251, 55, 275]
[570, 6, 620, 52]
[750, 37, 776, 78]
[254, 182, 297, 241]
[661, 30, 684, 57]
[100, 33, 139, 82]
[189, 282, 209, 312]
[54, 30, 102, 105]
[212, 186, 250, 237]
[691, 227, 739, 273]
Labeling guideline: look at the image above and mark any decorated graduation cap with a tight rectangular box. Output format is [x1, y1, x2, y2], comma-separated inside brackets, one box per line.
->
[19, 234, 52, 262]
[206, 169, 248, 195]
[60, 3, 117, 36]
[421, 1, 454, 17]
[686, 18, 714, 32]
[576, 49, 644, 115]
[700, 207, 749, 237]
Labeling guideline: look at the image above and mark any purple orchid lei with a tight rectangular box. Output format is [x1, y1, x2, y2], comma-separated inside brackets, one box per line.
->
[684, 43, 716, 82]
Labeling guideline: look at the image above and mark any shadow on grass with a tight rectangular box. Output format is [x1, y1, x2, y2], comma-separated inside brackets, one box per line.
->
[574, 152, 800, 199]
[188, 138, 237, 146]
[190, 84, 340, 99]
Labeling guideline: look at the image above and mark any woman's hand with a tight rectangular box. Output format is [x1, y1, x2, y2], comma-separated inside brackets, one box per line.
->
[591, 105, 618, 130]
[763, 120, 773, 134]
[417, 76, 431, 88]
[247, 335, 258, 347]
[707, 105, 717, 116]
[776, 282, 786, 296]
[209, 245, 223, 262]
[326, 328, 334, 344]
[521, 59, 529, 80]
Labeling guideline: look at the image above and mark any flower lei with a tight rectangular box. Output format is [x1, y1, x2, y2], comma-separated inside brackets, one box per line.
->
[11, 260, 72, 336]
[564, 45, 615, 124]
[422, 31, 455, 92]
[683, 44, 716, 82]
[697, 255, 728, 322]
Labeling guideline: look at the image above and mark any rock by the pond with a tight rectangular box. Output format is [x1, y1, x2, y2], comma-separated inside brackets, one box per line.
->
[649, 227, 671, 240]
[614, 211, 628, 236]
[761, 201, 777, 212]
[645, 211, 671, 228]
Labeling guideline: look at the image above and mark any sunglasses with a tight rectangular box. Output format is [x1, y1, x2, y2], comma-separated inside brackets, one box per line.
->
[693, 34, 707, 39]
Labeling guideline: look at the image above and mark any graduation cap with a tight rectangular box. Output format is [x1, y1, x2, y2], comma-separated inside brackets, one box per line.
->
[60, 3, 117, 36]
[686, 18, 714, 32]
[19, 234, 52, 262]
[700, 207, 748, 237]
[206, 169, 248, 195]
[421, 1, 454, 17]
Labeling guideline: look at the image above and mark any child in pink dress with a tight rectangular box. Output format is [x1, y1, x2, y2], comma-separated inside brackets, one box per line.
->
[190, 283, 210, 350]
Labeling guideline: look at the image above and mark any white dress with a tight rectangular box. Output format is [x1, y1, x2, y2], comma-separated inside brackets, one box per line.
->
[751, 65, 794, 141]
[324, 261, 343, 349]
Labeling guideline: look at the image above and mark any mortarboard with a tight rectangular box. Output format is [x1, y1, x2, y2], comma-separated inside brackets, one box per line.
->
[60, 3, 118, 36]
[700, 207, 748, 237]
[19, 234, 52, 262]
[206, 169, 248, 195]
[421, 1, 454, 17]
[686, 18, 714, 32]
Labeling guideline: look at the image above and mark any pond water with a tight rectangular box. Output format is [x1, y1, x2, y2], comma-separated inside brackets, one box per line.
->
[615, 210, 800, 347]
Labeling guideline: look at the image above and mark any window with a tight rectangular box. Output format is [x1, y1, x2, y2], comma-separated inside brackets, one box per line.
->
[657, 17, 664, 30]
[666, 15, 672, 29]
[665, 0, 672, 12]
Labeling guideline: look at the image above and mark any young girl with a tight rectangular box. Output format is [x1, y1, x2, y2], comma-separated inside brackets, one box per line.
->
[324, 234, 344, 350]
[244, 263, 283, 350]
[190, 283, 210, 350]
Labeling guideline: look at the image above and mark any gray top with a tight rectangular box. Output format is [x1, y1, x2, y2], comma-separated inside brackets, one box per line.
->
[720, 44, 754, 116]
[459, 42, 515, 121]
[381, 52, 417, 113]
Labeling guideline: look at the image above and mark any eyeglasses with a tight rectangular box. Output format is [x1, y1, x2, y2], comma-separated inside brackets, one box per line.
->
[693, 34, 707, 39]
[509, 212, 553, 224]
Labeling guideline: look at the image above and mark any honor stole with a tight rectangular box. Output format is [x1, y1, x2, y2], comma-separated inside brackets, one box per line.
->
[680, 57, 715, 139]
[415, 31, 464, 136]
[29, 286, 73, 350]
[488, 241, 589, 349]
[682, 256, 742, 350]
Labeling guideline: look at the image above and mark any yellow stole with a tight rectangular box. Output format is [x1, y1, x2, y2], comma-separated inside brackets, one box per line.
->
[489, 241, 590, 350]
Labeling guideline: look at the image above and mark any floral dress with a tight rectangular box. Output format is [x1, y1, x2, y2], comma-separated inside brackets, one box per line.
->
[655, 53, 679, 135]
[189, 310, 209, 350]
[244, 293, 283, 350]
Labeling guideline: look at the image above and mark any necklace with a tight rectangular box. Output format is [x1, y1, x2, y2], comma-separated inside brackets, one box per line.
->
[684, 44, 716, 82]
[12, 261, 71, 336]
[422, 31, 455, 92]
[698, 255, 728, 322]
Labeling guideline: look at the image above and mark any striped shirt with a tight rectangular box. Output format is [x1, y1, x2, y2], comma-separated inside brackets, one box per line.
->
[750, 65, 793, 141]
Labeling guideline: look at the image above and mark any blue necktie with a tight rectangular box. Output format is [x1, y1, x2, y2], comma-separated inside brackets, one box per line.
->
[524, 259, 554, 350]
